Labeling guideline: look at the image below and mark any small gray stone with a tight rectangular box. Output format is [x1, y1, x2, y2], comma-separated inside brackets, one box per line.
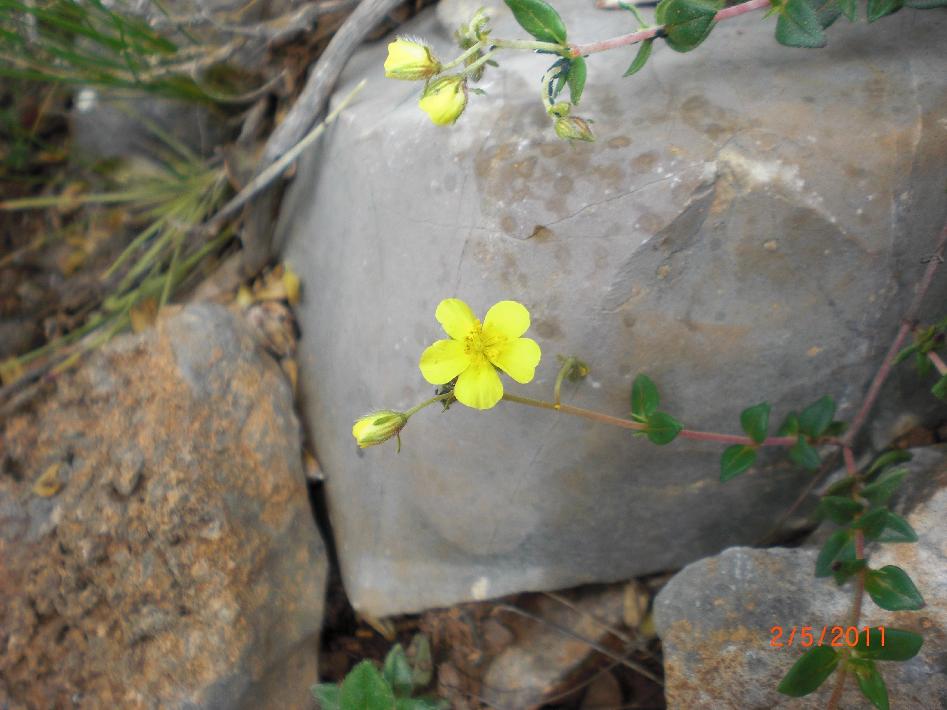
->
[654, 464, 947, 708]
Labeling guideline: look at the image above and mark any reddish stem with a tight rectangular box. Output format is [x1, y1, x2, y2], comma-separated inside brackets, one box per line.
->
[928, 350, 947, 376]
[569, 0, 772, 57]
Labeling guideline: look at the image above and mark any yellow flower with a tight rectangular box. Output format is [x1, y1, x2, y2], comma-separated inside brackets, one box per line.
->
[384, 38, 441, 80]
[419, 299, 542, 410]
[418, 76, 467, 126]
[352, 410, 408, 448]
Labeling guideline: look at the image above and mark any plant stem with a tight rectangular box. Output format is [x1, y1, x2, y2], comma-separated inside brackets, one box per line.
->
[491, 38, 569, 53]
[502, 392, 796, 446]
[568, 0, 772, 57]
[459, 49, 497, 77]
[405, 392, 453, 418]
[928, 350, 947, 376]
[440, 41, 483, 71]
[842, 222, 947, 447]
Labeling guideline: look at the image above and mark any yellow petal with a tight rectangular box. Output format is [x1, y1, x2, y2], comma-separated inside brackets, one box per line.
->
[419, 339, 471, 384]
[435, 298, 478, 341]
[482, 300, 530, 341]
[418, 77, 467, 125]
[489, 337, 541, 384]
[454, 356, 503, 409]
[384, 39, 440, 80]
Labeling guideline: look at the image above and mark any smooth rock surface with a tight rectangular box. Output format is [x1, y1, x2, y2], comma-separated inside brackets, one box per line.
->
[0, 303, 325, 709]
[277, 1, 947, 615]
[654, 450, 947, 708]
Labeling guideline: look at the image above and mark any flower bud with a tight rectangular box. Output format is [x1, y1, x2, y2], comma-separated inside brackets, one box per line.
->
[352, 410, 408, 448]
[384, 38, 441, 80]
[547, 101, 571, 118]
[553, 115, 595, 142]
[418, 76, 468, 126]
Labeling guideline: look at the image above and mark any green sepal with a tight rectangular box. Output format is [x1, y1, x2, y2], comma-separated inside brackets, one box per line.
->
[799, 395, 836, 437]
[340, 661, 396, 710]
[720, 445, 757, 481]
[567, 56, 586, 104]
[817, 495, 863, 525]
[645, 411, 683, 445]
[311, 683, 342, 710]
[740, 402, 771, 444]
[861, 467, 908, 507]
[631, 373, 660, 417]
[866, 449, 912, 479]
[864, 566, 925, 611]
[815, 529, 851, 577]
[655, 0, 722, 52]
[623, 38, 654, 77]
[775, 0, 827, 48]
[790, 436, 821, 471]
[382, 644, 414, 697]
[854, 509, 917, 543]
[777, 646, 839, 697]
[867, 0, 904, 20]
[853, 628, 923, 661]
[504, 0, 568, 43]
[848, 658, 889, 710]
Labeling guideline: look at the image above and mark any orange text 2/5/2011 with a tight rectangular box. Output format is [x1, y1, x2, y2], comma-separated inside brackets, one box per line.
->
[770, 626, 886, 648]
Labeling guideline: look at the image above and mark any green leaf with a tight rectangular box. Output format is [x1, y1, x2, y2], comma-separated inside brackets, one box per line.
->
[775, 0, 827, 47]
[740, 402, 771, 444]
[777, 646, 839, 697]
[383, 644, 414, 697]
[808, 0, 843, 28]
[790, 436, 821, 471]
[867, 0, 904, 20]
[837, 0, 858, 19]
[631, 374, 660, 417]
[720, 445, 757, 481]
[833, 557, 867, 586]
[855, 509, 917, 543]
[312, 683, 342, 710]
[861, 468, 908, 506]
[824, 476, 857, 496]
[503, 0, 568, 43]
[340, 661, 396, 710]
[932, 374, 947, 400]
[864, 566, 925, 611]
[623, 38, 654, 77]
[867, 450, 911, 479]
[408, 634, 433, 689]
[778, 412, 800, 436]
[850, 659, 889, 710]
[854, 628, 923, 661]
[893, 342, 919, 365]
[822, 420, 848, 437]
[799, 395, 836, 437]
[646, 411, 683, 445]
[818, 496, 862, 524]
[655, 0, 721, 52]
[567, 56, 586, 104]
[915, 350, 933, 378]
[815, 529, 851, 577]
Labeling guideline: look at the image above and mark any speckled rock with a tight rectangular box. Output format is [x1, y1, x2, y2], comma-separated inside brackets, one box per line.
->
[0, 303, 326, 710]
[276, 1, 947, 616]
[654, 451, 947, 709]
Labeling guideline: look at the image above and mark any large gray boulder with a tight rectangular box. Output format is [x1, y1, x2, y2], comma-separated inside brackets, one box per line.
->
[276, 2, 947, 615]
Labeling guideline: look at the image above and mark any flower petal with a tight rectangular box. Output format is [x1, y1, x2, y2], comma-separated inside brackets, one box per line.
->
[419, 339, 470, 384]
[482, 300, 530, 341]
[435, 298, 478, 340]
[489, 337, 541, 384]
[454, 356, 503, 410]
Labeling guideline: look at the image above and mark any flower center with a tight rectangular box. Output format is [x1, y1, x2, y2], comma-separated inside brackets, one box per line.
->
[463, 320, 502, 361]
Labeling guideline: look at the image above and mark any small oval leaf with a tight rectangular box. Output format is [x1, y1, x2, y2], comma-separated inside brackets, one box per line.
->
[777, 646, 839, 697]
[631, 373, 660, 417]
[720, 445, 757, 481]
[504, 0, 568, 43]
[623, 38, 654, 77]
[646, 411, 683, 445]
[740, 402, 771, 444]
[864, 566, 925, 611]
[854, 628, 923, 661]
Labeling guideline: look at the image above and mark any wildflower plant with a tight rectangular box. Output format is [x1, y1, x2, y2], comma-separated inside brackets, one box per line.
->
[352, 224, 947, 707]
[382, 0, 946, 141]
